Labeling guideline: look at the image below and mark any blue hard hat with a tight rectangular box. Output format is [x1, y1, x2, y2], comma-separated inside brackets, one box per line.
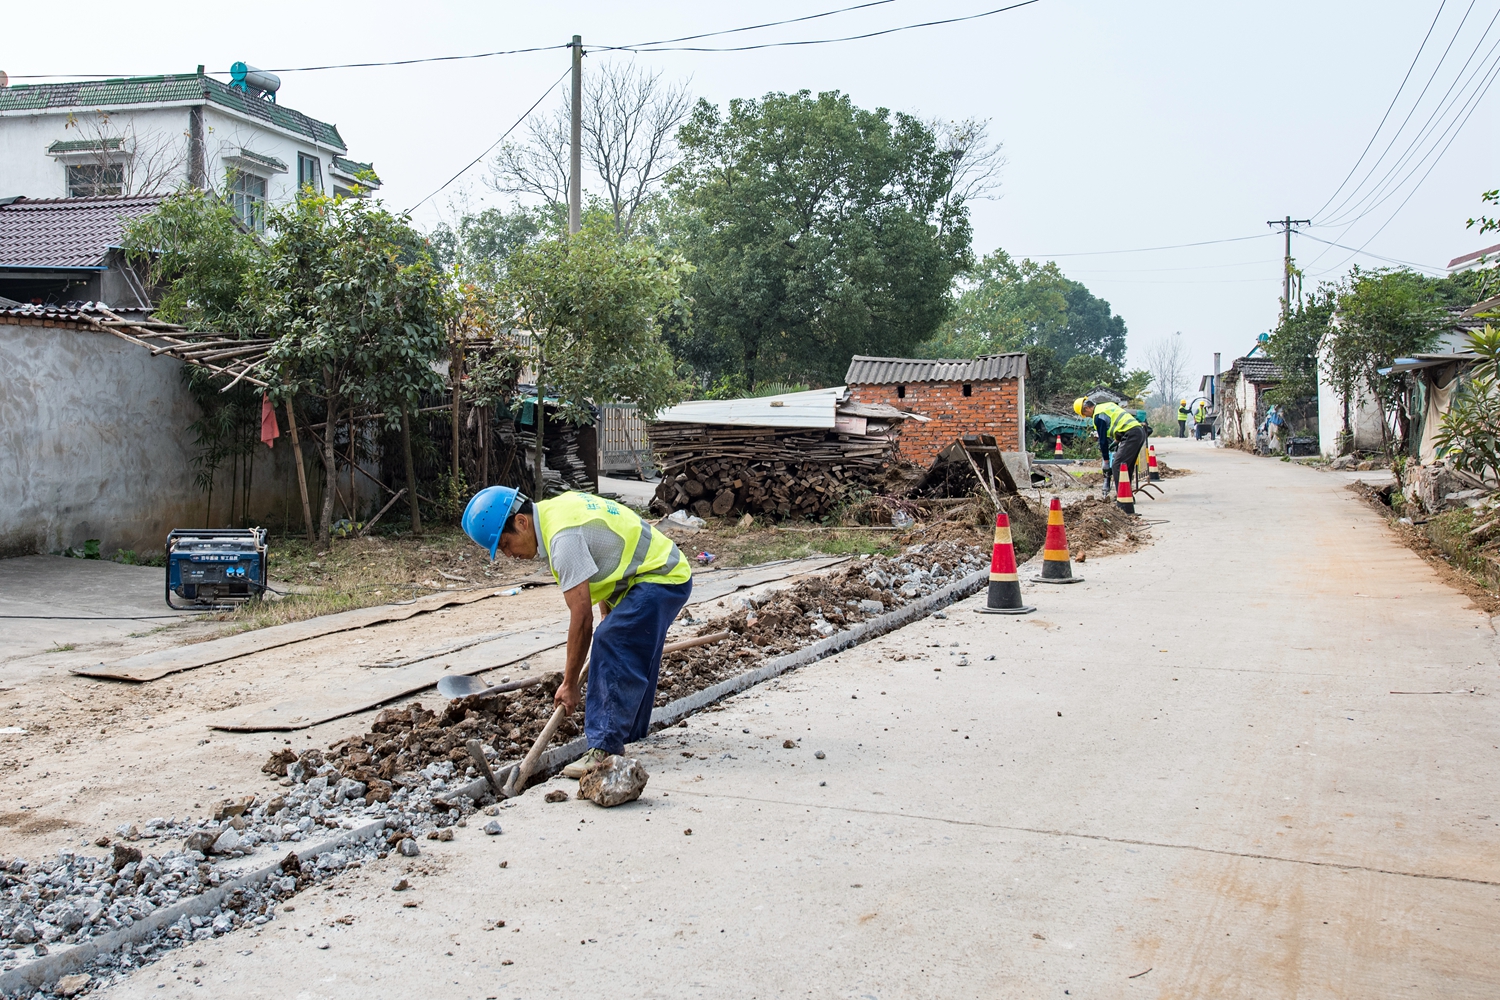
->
[462, 486, 524, 559]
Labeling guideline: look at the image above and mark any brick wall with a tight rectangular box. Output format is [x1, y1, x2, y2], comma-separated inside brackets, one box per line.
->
[850, 379, 1022, 466]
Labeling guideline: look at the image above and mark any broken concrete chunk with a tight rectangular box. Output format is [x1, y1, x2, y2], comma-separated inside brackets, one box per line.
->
[213, 795, 255, 822]
[211, 829, 241, 855]
[398, 838, 421, 858]
[335, 778, 367, 803]
[183, 828, 220, 855]
[55, 974, 91, 998]
[483, 820, 503, 835]
[857, 599, 884, 614]
[577, 756, 649, 808]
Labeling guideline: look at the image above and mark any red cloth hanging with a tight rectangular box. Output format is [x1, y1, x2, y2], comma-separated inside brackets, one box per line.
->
[260, 394, 281, 449]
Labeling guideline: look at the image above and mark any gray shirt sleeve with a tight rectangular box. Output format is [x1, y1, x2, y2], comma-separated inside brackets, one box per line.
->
[546, 527, 600, 594]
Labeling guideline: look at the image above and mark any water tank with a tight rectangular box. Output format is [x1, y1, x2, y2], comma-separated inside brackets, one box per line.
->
[230, 62, 281, 102]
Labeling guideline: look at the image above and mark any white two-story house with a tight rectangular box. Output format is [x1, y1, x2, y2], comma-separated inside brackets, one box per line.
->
[0, 64, 379, 304]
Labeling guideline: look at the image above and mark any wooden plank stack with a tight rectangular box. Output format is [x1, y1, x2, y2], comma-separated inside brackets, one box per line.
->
[648, 422, 900, 519]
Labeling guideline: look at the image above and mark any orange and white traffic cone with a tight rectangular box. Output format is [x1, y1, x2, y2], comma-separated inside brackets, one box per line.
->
[1054, 434, 1064, 457]
[977, 511, 1035, 615]
[1116, 463, 1136, 515]
[1034, 496, 1083, 584]
[1148, 445, 1160, 482]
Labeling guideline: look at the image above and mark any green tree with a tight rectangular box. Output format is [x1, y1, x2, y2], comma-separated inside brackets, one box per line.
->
[1434, 325, 1500, 482]
[1323, 267, 1446, 454]
[427, 203, 544, 282]
[499, 215, 690, 497]
[666, 90, 971, 388]
[259, 196, 448, 546]
[1264, 286, 1336, 406]
[121, 187, 261, 332]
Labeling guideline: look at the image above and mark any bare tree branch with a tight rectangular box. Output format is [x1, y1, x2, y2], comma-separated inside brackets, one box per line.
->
[486, 60, 691, 235]
[63, 111, 187, 197]
[1145, 333, 1191, 406]
[933, 117, 1005, 208]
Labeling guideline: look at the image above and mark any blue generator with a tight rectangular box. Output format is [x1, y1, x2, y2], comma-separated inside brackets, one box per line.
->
[166, 528, 268, 610]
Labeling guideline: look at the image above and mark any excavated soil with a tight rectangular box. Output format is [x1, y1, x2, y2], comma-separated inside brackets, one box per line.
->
[282, 540, 993, 784]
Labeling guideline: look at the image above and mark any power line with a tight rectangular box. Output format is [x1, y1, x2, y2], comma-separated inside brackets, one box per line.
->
[0, 0, 943, 79]
[600, 0, 1044, 53]
[1019, 233, 1276, 257]
[406, 66, 571, 214]
[608, 0, 905, 50]
[1298, 233, 1446, 273]
[1317, 1, 1493, 228]
[1307, 53, 1500, 278]
[1309, 1, 1449, 222]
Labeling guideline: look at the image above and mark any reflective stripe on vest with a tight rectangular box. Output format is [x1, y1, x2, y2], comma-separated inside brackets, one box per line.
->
[1093, 402, 1141, 438]
[535, 492, 692, 606]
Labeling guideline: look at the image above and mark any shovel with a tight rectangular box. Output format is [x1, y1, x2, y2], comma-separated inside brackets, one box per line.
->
[500, 629, 736, 798]
[436, 667, 541, 700]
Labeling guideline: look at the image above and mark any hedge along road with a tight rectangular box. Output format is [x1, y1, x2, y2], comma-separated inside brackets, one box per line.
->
[94, 436, 1500, 999]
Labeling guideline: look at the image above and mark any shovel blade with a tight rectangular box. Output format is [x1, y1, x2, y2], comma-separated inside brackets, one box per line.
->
[437, 674, 486, 699]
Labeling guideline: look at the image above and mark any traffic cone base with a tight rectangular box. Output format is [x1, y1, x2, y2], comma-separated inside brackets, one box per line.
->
[1034, 495, 1083, 585]
[1116, 463, 1136, 515]
[1148, 444, 1161, 482]
[976, 512, 1035, 615]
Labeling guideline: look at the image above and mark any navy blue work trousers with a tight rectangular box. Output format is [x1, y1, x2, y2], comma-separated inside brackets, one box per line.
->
[585, 579, 693, 754]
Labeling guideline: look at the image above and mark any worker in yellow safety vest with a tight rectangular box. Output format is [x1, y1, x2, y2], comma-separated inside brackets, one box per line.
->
[1176, 398, 1190, 437]
[1076, 396, 1149, 498]
[462, 487, 693, 778]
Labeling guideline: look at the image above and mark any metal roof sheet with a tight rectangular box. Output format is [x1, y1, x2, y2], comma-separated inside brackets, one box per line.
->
[0, 196, 164, 269]
[0, 73, 346, 151]
[652, 386, 847, 428]
[844, 353, 1027, 384]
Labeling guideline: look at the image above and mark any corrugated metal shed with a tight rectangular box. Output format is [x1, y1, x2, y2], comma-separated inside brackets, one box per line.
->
[844, 353, 1027, 384]
[653, 386, 846, 429]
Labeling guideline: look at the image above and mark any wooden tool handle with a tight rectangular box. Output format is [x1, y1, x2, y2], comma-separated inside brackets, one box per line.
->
[504, 663, 588, 797]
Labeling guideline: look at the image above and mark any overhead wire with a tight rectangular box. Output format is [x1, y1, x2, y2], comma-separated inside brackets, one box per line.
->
[1309, 0, 1449, 223]
[1017, 233, 1275, 257]
[1308, 49, 1500, 277]
[406, 66, 570, 214]
[1315, 0, 1476, 227]
[598, 0, 1043, 53]
[1316, 2, 1498, 230]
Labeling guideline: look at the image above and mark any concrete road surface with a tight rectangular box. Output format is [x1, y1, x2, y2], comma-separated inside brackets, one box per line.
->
[98, 440, 1499, 999]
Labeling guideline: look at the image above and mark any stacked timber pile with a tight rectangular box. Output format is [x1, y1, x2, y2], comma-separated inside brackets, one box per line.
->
[649, 413, 908, 520]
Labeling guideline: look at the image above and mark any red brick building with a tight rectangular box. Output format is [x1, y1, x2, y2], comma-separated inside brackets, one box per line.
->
[844, 353, 1028, 468]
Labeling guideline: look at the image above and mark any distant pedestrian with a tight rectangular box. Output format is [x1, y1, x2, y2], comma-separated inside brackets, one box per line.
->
[1176, 398, 1190, 437]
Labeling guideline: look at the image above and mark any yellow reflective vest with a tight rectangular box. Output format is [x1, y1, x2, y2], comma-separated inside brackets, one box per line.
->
[535, 492, 691, 607]
[1093, 401, 1142, 439]
[1177, 403, 1190, 421]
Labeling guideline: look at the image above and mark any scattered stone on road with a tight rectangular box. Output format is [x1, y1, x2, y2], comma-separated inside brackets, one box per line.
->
[578, 756, 649, 807]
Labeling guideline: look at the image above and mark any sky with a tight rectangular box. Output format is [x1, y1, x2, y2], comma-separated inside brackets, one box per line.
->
[8, 0, 1496, 383]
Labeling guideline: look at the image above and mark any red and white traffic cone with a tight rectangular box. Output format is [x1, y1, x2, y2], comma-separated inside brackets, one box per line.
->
[977, 511, 1035, 615]
[1034, 496, 1083, 584]
[1116, 463, 1136, 515]
[1148, 445, 1160, 482]
[1054, 434, 1064, 457]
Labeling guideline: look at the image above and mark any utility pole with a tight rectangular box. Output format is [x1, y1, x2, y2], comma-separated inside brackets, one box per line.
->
[1266, 216, 1310, 322]
[569, 35, 582, 235]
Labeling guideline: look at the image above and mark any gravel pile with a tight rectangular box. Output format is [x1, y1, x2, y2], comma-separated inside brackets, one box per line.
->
[0, 759, 491, 996]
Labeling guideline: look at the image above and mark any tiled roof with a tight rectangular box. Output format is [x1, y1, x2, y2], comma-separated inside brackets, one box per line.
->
[0, 196, 164, 268]
[47, 138, 124, 154]
[1230, 357, 1283, 383]
[233, 147, 288, 171]
[845, 353, 1027, 384]
[0, 73, 345, 151]
[331, 156, 381, 188]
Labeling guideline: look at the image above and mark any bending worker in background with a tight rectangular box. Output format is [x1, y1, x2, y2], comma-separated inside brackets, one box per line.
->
[461, 487, 692, 778]
[1076, 396, 1148, 499]
[1177, 398, 1190, 437]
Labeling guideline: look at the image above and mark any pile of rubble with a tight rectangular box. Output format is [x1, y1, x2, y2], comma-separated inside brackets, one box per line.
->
[281, 540, 989, 790]
[0, 758, 493, 991]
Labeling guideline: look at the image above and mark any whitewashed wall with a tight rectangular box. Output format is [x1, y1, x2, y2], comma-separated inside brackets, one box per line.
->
[0, 321, 370, 558]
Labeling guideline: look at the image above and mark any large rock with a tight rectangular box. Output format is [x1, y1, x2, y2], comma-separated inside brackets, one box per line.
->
[577, 756, 649, 808]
